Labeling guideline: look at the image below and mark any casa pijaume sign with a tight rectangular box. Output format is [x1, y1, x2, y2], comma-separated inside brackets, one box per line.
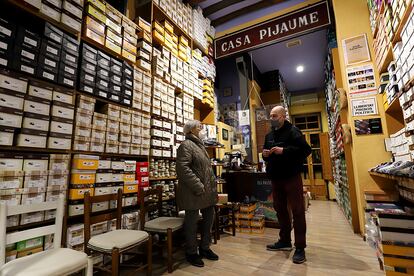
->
[214, 1, 331, 59]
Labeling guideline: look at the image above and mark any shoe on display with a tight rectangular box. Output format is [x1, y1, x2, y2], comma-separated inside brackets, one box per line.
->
[266, 240, 293, 251]
[395, 165, 414, 176]
[388, 161, 414, 175]
[377, 161, 402, 174]
[292, 248, 306, 264]
[199, 248, 219, 261]
[186, 254, 204, 267]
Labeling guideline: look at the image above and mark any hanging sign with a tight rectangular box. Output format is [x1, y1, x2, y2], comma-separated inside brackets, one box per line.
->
[351, 97, 378, 116]
[214, 1, 331, 59]
[238, 110, 250, 126]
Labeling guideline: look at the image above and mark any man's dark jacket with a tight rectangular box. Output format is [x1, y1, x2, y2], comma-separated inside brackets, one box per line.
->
[263, 121, 312, 180]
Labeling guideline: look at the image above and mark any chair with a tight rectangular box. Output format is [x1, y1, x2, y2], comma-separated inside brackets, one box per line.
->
[0, 195, 92, 276]
[214, 203, 237, 242]
[139, 186, 184, 273]
[84, 189, 152, 276]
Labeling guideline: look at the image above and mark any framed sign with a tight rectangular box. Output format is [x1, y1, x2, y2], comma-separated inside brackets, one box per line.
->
[351, 97, 378, 116]
[347, 64, 376, 98]
[342, 34, 371, 65]
[354, 118, 383, 135]
[222, 129, 229, 141]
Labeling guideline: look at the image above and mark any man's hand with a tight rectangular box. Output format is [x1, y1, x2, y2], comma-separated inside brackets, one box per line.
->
[263, 149, 270, 157]
[270, 146, 283, 155]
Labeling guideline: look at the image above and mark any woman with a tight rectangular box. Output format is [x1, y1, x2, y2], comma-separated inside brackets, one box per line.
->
[176, 120, 219, 267]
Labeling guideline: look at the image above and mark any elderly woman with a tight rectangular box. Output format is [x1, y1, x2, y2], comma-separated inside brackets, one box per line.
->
[176, 120, 219, 267]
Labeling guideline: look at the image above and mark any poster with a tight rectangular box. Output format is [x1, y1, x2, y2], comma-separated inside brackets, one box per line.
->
[351, 97, 378, 116]
[241, 125, 251, 148]
[342, 34, 371, 65]
[354, 118, 383, 135]
[346, 64, 377, 98]
[238, 110, 250, 126]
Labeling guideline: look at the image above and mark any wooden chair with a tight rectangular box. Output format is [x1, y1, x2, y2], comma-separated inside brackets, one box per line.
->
[0, 195, 92, 276]
[139, 186, 184, 273]
[214, 203, 237, 242]
[84, 189, 152, 276]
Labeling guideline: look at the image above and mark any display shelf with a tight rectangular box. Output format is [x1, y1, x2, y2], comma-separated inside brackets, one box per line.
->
[194, 97, 214, 111]
[7, 219, 55, 232]
[392, 1, 413, 44]
[6, 0, 80, 37]
[152, 2, 191, 42]
[149, 176, 177, 181]
[0, 146, 71, 154]
[192, 39, 208, 55]
[67, 205, 141, 223]
[378, 46, 394, 74]
[369, 171, 414, 184]
[385, 93, 402, 113]
[81, 36, 134, 67]
[71, 150, 148, 159]
[150, 156, 176, 160]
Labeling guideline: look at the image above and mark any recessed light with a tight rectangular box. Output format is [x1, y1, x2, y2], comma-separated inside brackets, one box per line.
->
[296, 65, 304, 73]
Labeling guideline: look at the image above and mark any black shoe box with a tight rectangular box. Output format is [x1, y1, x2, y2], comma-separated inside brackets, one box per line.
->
[97, 64, 110, 81]
[120, 97, 131, 106]
[80, 57, 97, 76]
[38, 54, 59, 75]
[122, 61, 133, 78]
[44, 23, 63, 45]
[109, 83, 121, 94]
[122, 87, 132, 98]
[40, 39, 61, 61]
[79, 69, 96, 85]
[12, 57, 37, 75]
[36, 66, 58, 82]
[109, 72, 121, 83]
[15, 26, 41, 51]
[95, 89, 108, 99]
[122, 77, 133, 89]
[14, 46, 39, 64]
[96, 77, 109, 92]
[61, 49, 78, 68]
[97, 50, 110, 67]
[81, 43, 97, 61]
[58, 64, 77, 88]
[0, 49, 12, 68]
[79, 81, 95, 94]
[108, 93, 120, 102]
[0, 17, 16, 42]
[62, 34, 79, 57]
[110, 58, 122, 76]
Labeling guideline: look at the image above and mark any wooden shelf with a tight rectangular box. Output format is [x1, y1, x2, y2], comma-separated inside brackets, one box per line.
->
[392, 1, 413, 45]
[152, 3, 191, 42]
[71, 151, 148, 159]
[385, 93, 402, 113]
[194, 97, 214, 111]
[192, 39, 208, 55]
[149, 176, 177, 181]
[369, 171, 414, 184]
[81, 36, 135, 67]
[7, 0, 80, 37]
[0, 146, 71, 154]
[378, 46, 394, 74]
[7, 219, 55, 232]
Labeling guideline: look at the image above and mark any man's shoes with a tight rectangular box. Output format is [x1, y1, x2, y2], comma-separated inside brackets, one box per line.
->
[199, 248, 219, 260]
[266, 240, 292, 251]
[292, 248, 306, 264]
[186, 254, 204, 267]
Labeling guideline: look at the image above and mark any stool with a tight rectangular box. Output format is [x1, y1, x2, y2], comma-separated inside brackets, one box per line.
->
[214, 203, 238, 242]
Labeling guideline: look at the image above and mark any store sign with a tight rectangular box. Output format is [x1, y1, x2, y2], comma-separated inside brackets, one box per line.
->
[214, 1, 331, 59]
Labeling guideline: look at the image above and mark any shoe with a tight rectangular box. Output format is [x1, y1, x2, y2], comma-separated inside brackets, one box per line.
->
[186, 254, 204, 267]
[395, 165, 414, 176]
[199, 248, 219, 260]
[388, 161, 414, 175]
[292, 248, 306, 264]
[266, 240, 292, 251]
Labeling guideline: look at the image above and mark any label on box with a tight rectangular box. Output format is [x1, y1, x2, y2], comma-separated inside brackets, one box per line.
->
[0, 26, 11, 37]
[21, 49, 35, 60]
[24, 37, 37, 47]
[21, 65, 35, 74]
[42, 71, 54, 80]
[0, 42, 7, 50]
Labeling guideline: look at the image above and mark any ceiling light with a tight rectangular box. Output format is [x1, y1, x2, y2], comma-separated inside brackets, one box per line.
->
[296, 65, 304, 73]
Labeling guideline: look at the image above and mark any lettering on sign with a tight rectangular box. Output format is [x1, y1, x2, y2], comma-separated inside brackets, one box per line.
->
[214, 1, 331, 59]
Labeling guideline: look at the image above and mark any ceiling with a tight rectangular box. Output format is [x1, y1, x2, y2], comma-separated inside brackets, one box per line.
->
[250, 29, 328, 93]
[188, 0, 330, 94]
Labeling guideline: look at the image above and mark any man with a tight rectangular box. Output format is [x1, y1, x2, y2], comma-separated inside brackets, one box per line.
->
[262, 106, 312, 264]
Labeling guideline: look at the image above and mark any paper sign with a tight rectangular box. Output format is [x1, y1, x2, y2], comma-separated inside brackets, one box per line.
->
[351, 97, 378, 116]
[342, 34, 371, 65]
[239, 110, 250, 126]
[347, 64, 377, 98]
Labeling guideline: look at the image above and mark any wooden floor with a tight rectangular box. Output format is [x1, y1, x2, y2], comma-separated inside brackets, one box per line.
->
[131, 200, 383, 276]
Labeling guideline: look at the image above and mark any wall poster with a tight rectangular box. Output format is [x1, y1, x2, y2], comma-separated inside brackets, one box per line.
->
[342, 34, 371, 65]
[351, 97, 378, 116]
[346, 64, 377, 98]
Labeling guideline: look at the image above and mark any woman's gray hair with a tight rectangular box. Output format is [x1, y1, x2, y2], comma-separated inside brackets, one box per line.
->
[183, 120, 201, 135]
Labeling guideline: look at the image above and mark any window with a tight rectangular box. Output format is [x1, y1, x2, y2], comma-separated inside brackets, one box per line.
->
[292, 113, 321, 131]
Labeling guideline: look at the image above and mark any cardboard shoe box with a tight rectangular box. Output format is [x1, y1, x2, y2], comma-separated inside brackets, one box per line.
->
[48, 133, 72, 149]
[17, 129, 48, 148]
[0, 107, 24, 128]
[0, 92, 24, 110]
[73, 136, 90, 151]
[72, 154, 99, 170]
[90, 138, 105, 152]
[0, 127, 15, 146]
[51, 102, 74, 120]
[74, 124, 91, 137]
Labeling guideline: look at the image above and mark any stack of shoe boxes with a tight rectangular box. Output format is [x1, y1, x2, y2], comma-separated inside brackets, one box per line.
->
[374, 14, 391, 71]
[136, 161, 149, 190]
[69, 154, 98, 202]
[73, 95, 95, 151]
[202, 78, 214, 108]
[183, 93, 194, 123]
[121, 61, 133, 106]
[83, 0, 106, 45]
[133, 66, 152, 113]
[154, 0, 192, 37]
[136, 18, 152, 73]
[388, 128, 412, 161]
[120, 15, 138, 63]
[192, 7, 208, 51]
[130, 110, 150, 156]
